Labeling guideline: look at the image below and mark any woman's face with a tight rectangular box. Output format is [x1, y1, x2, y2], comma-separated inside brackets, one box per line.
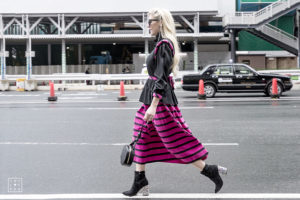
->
[148, 14, 161, 36]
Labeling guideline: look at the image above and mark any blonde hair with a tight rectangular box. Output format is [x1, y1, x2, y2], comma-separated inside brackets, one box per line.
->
[148, 8, 181, 76]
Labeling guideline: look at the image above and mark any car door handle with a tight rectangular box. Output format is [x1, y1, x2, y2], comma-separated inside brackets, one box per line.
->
[212, 75, 218, 78]
[236, 75, 243, 78]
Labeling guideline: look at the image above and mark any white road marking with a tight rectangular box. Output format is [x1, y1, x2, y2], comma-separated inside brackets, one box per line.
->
[59, 97, 95, 100]
[0, 193, 299, 199]
[0, 95, 40, 97]
[0, 142, 238, 146]
[87, 106, 214, 110]
[183, 97, 300, 102]
[0, 97, 299, 104]
[112, 91, 131, 94]
[62, 93, 107, 96]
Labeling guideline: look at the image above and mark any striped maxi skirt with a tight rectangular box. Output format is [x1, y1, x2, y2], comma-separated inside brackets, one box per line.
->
[132, 102, 208, 164]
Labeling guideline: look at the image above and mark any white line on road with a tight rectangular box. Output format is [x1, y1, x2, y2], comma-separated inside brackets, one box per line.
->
[0, 95, 40, 97]
[112, 91, 131, 94]
[87, 106, 214, 110]
[0, 193, 299, 199]
[0, 142, 238, 146]
[62, 93, 107, 96]
[0, 97, 299, 104]
[59, 97, 95, 100]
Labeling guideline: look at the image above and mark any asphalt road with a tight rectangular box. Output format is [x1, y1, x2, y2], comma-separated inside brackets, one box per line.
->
[0, 89, 299, 199]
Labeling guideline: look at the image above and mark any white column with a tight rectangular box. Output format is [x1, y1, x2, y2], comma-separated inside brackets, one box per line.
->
[194, 39, 198, 72]
[0, 38, 6, 80]
[26, 37, 32, 80]
[62, 39, 66, 73]
[145, 39, 149, 62]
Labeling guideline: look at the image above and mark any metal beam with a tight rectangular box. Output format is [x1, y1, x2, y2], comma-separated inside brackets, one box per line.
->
[61, 14, 65, 36]
[29, 17, 43, 32]
[62, 39, 66, 74]
[26, 37, 32, 80]
[3, 18, 16, 32]
[0, 15, 3, 36]
[194, 39, 198, 71]
[145, 38, 149, 62]
[131, 16, 143, 29]
[14, 18, 27, 33]
[22, 15, 25, 35]
[65, 17, 79, 32]
[47, 17, 62, 33]
[194, 12, 200, 34]
[0, 38, 6, 80]
[179, 15, 195, 31]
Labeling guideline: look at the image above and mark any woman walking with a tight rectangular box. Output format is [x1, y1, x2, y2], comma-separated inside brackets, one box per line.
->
[123, 8, 227, 197]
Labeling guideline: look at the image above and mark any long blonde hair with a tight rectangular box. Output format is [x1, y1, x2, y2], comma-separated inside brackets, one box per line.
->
[148, 8, 180, 76]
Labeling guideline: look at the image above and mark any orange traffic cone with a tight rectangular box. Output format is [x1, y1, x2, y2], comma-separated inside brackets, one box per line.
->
[271, 78, 280, 99]
[197, 79, 206, 99]
[48, 81, 58, 101]
[117, 81, 127, 101]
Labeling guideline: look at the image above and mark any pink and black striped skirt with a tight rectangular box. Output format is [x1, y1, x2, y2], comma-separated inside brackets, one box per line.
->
[132, 102, 208, 164]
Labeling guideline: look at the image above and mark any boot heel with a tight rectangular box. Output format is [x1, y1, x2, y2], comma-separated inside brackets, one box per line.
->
[137, 185, 149, 196]
[218, 165, 228, 175]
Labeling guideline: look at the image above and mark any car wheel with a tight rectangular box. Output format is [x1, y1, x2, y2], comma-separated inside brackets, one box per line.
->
[267, 82, 283, 96]
[264, 91, 270, 97]
[204, 83, 216, 98]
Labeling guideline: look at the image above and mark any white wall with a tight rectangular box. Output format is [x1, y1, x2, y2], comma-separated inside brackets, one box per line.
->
[0, 0, 235, 14]
[217, 0, 236, 16]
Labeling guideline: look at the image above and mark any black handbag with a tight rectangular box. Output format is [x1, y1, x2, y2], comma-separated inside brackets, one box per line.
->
[120, 121, 148, 166]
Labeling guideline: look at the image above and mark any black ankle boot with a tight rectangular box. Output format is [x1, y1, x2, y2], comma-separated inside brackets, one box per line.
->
[123, 171, 149, 197]
[201, 164, 224, 193]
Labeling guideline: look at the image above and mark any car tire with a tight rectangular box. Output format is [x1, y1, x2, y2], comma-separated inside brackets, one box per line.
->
[204, 83, 216, 98]
[267, 82, 283, 96]
[264, 91, 270, 97]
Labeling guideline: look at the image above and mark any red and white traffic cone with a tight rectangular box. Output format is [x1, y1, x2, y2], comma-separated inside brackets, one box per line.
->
[117, 81, 127, 101]
[270, 78, 280, 99]
[197, 79, 206, 99]
[48, 81, 58, 101]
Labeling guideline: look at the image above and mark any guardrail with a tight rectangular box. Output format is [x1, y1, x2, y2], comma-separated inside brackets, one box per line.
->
[2, 69, 300, 82]
[1, 70, 299, 86]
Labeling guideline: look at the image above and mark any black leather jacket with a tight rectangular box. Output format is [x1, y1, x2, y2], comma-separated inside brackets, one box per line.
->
[139, 34, 178, 105]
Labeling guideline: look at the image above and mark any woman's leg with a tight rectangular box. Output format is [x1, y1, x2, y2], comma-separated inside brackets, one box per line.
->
[191, 159, 206, 171]
[136, 163, 146, 171]
[123, 164, 149, 196]
[192, 159, 227, 193]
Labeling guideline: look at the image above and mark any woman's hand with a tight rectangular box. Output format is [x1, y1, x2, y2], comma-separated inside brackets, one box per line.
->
[144, 96, 160, 122]
[144, 105, 157, 122]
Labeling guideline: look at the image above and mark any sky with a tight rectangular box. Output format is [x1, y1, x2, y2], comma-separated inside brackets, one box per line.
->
[0, 0, 235, 15]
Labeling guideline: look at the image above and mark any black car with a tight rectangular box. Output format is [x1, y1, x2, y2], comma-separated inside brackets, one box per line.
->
[182, 63, 293, 97]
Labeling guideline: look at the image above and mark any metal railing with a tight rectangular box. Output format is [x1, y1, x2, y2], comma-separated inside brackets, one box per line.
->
[256, 23, 298, 48]
[2, 69, 299, 82]
[223, 0, 300, 26]
[5, 64, 134, 75]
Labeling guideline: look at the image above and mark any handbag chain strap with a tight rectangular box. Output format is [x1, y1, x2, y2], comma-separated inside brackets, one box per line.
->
[130, 121, 149, 148]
